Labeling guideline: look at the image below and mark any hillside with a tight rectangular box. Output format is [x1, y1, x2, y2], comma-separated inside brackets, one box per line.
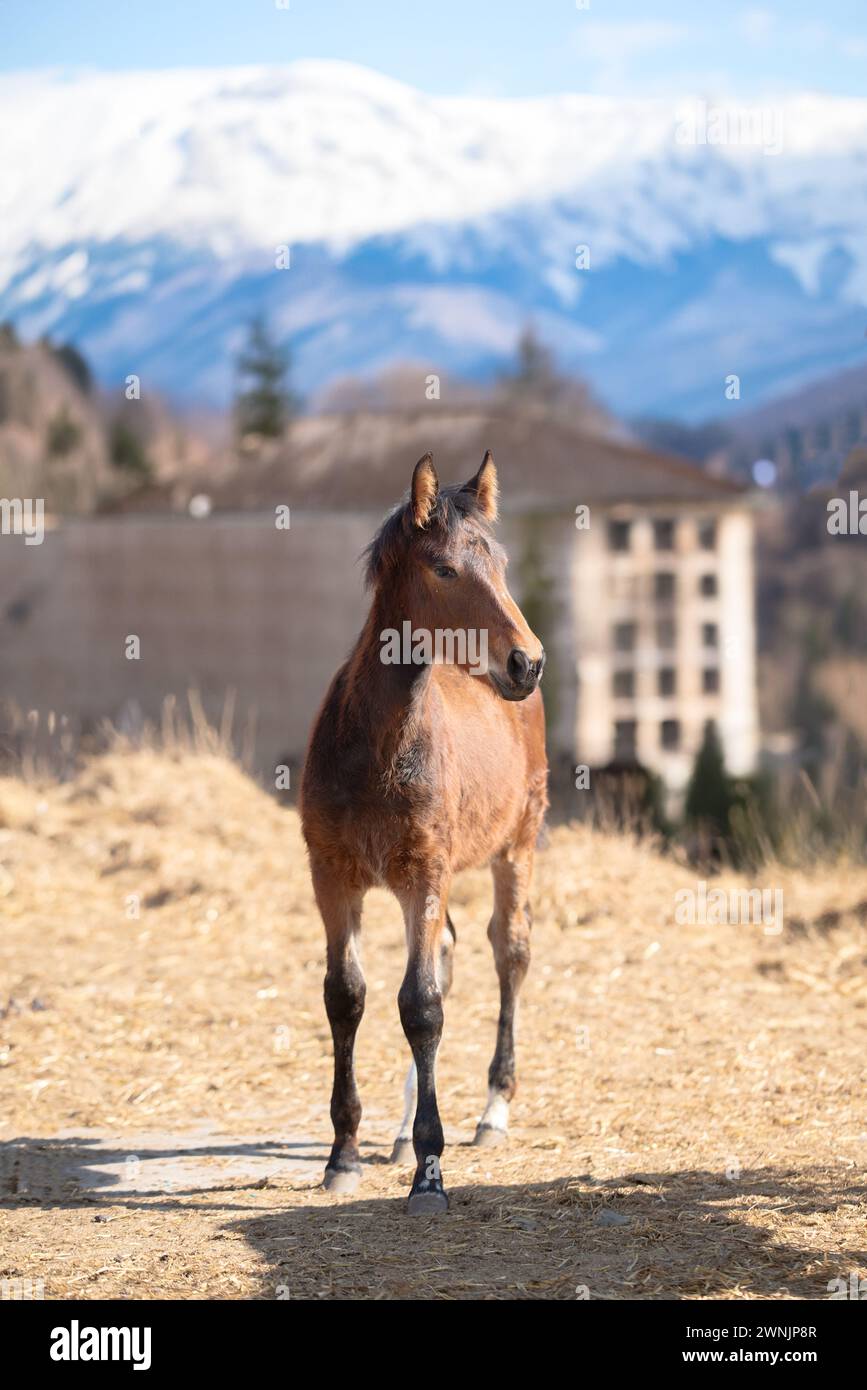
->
[1, 745, 866, 1298]
[0, 330, 218, 512]
[2, 64, 867, 417]
[705, 359, 867, 488]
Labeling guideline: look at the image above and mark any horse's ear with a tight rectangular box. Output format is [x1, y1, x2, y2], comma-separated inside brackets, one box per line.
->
[463, 450, 498, 521]
[410, 452, 439, 528]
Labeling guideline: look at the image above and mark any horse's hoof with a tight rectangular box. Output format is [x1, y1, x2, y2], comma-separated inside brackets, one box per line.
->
[473, 1124, 508, 1147]
[323, 1166, 360, 1195]
[407, 1188, 449, 1215]
[390, 1138, 415, 1165]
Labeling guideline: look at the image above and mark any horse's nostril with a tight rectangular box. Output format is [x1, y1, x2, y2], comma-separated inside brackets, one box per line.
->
[537, 649, 546, 678]
[507, 648, 531, 684]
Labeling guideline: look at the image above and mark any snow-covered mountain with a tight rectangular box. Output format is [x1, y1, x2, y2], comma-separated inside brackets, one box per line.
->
[2, 62, 866, 419]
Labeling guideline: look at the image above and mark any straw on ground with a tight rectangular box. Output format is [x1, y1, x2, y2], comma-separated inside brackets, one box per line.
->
[1, 746, 866, 1299]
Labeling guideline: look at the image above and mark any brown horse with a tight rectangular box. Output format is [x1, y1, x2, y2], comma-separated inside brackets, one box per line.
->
[300, 451, 548, 1213]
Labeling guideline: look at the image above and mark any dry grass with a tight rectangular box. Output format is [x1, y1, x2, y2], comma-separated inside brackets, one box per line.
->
[1, 744, 867, 1299]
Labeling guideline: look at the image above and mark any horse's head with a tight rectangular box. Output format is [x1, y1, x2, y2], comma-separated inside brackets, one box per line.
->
[366, 451, 545, 701]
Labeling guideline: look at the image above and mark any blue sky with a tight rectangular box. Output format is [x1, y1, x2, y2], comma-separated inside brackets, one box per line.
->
[2, 0, 866, 96]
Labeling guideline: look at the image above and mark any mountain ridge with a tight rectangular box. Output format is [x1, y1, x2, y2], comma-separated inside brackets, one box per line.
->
[2, 62, 866, 418]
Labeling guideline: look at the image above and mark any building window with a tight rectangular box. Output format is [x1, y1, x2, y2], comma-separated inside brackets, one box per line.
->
[613, 670, 635, 698]
[656, 618, 676, 650]
[653, 518, 675, 551]
[702, 622, 718, 648]
[699, 520, 717, 550]
[614, 720, 637, 761]
[658, 667, 676, 697]
[703, 667, 720, 694]
[614, 622, 636, 652]
[654, 572, 676, 601]
[700, 573, 718, 597]
[608, 520, 631, 552]
[660, 718, 681, 750]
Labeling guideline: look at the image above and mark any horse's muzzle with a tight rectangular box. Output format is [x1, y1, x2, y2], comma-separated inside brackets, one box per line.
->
[492, 647, 546, 701]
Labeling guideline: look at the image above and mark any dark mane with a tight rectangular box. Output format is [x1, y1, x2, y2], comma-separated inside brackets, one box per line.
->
[363, 484, 494, 588]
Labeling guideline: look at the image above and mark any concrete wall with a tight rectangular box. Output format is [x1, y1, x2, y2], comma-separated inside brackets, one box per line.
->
[0, 506, 757, 796]
[0, 514, 371, 778]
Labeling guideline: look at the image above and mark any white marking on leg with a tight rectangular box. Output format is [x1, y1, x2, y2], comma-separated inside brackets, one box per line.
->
[396, 1060, 417, 1140]
[479, 1087, 509, 1134]
[479, 996, 518, 1133]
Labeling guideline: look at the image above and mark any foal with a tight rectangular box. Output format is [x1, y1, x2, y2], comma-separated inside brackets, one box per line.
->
[300, 452, 548, 1213]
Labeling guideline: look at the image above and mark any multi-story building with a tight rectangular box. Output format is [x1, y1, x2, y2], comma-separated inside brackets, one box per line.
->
[571, 498, 758, 801]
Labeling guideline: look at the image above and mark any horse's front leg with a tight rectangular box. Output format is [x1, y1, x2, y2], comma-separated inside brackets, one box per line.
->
[312, 864, 366, 1195]
[474, 845, 534, 1147]
[391, 911, 455, 1165]
[397, 881, 450, 1214]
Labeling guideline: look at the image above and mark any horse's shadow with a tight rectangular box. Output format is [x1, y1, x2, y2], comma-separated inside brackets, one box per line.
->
[4, 1139, 865, 1299]
[0, 1134, 330, 1204]
[226, 1166, 867, 1301]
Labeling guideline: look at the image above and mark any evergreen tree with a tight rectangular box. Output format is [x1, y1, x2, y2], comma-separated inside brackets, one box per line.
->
[684, 721, 735, 835]
[499, 325, 560, 403]
[54, 341, 93, 395]
[234, 316, 297, 441]
[109, 419, 152, 480]
[47, 406, 82, 458]
[495, 323, 609, 431]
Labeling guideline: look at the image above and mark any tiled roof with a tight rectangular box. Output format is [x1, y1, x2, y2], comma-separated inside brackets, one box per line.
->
[212, 408, 748, 513]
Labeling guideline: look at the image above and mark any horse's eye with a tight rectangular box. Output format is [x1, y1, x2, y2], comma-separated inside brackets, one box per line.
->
[433, 564, 458, 580]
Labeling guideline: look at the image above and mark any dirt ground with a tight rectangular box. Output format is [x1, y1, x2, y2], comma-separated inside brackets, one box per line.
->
[2, 746, 867, 1300]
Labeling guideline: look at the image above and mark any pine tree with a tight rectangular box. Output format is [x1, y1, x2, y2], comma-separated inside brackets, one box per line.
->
[47, 406, 83, 458]
[109, 419, 152, 479]
[684, 721, 734, 835]
[54, 341, 93, 395]
[234, 316, 297, 442]
[499, 325, 560, 403]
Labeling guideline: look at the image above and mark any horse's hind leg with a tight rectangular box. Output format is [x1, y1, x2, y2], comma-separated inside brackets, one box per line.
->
[391, 912, 455, 1165]
[313, 864, 366, 1194]
[474, 843, 535, 1147]
[398, 884, 451, 1213]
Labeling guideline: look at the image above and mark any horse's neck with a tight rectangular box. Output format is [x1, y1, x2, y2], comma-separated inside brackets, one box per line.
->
[345, 598, 431, 749]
